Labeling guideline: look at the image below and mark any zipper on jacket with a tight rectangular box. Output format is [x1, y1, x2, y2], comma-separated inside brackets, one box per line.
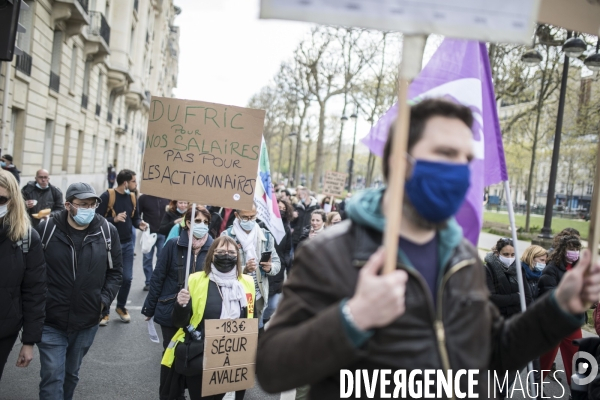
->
[65, 236, 77, 280]
[355, 257, 475, 400]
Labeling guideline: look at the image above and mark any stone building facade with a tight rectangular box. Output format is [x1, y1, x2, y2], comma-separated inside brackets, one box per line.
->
[0, 0, 181, 193]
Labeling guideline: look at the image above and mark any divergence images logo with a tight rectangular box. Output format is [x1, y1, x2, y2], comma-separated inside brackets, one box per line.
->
[572, 351, 599, 386]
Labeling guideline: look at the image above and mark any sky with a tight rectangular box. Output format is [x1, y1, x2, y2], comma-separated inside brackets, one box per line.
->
[173, 0, 314, 107]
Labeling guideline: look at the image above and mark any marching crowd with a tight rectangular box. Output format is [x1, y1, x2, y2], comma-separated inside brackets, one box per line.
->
[2, 98, 600, 400]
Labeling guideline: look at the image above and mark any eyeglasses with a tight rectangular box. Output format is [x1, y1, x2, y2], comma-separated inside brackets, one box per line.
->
[37, 176, 49, 180]
[215, 250, 237, 256]
[0, 196, 10, 205]
[70, 202, 99, 210]
[238, 215, 257, 222]
[192, 219, 209, 225]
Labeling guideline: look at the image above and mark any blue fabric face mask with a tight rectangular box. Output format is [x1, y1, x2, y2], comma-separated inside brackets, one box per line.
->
[73, 208, 95, 225]
[124, 188, 131, 195]
[193, 224, 209, 239]
[240, 219, 256, 231]
[534, 262, 546, 272]
[0, 162, 6, 168]
[405, 159, 470, 223]
[177, 208, 186, 214]
[36, 183, 49, 190]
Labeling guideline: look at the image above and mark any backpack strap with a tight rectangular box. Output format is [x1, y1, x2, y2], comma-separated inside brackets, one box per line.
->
[17, 226, 32, 254]
[130, 193, 137, 218]
[105, 189, 116, 218]
[41, 218, 57, 251]
[100, 220, 113, 269]
[176, 245, 185, 289]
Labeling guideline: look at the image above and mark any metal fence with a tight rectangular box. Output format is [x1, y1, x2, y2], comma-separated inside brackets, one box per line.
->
[89, 11, 111, 46]
[16, 52, 32, 76]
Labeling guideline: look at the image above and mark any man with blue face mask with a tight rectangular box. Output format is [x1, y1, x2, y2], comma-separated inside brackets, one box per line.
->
[257, 98, 600, 399]
[221, 204, 281, 332]
[35, 182, 122, 400]
[21, 169, 65, 228]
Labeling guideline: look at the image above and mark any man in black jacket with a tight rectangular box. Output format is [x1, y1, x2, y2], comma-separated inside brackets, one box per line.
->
[96, 169, 147, 325]
[21, 169, 65, 228]
[291, 187, 319, 247]
[0, 154, 20, 183]
[36, 182, 122, 400]
[138, 193, 170, 290]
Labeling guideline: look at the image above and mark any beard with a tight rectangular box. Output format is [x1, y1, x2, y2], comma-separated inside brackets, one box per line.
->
[402, 195, 448, 231]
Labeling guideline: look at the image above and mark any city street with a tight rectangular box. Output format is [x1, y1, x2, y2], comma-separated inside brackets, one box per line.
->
[1, 231, 589, 399]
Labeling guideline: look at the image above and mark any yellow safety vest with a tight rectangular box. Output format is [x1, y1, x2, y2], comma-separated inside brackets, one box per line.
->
[161, 272, 255, 368]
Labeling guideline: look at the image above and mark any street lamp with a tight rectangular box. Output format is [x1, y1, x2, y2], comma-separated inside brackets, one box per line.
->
[347, 110, 358, 192]
[584, 39, 600, 71]
[336, 115, 348, 172]
[539, 30, 580, 239]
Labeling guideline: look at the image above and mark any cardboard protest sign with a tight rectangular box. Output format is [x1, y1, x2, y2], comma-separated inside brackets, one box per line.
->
[260, 0, 541, 44]
[202, 318, 258, 397]
[322, 171, 347, 197]
[142, 97, 265, 210]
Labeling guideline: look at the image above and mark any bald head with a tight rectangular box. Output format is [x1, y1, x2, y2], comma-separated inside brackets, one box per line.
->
[35, 169, 50, 188]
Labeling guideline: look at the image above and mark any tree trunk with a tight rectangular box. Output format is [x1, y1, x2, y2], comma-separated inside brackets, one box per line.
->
[311, 102, 327, 192]
[525, 79, 545, 232]
[336, 94, 348, 172]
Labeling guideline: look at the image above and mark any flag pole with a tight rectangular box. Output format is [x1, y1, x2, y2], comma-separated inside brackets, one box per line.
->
[503, 181, 536, 398]
[184, 203, 197, 290]
[383, 34, 427, 274]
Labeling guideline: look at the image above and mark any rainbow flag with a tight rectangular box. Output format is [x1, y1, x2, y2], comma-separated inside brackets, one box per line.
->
[255, 138, 285, 244]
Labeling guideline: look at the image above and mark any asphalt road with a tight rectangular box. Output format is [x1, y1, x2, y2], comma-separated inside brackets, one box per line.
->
[0, 233, 594, 399]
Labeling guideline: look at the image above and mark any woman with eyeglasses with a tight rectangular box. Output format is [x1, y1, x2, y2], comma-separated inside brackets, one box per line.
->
[161, 236, 255, 400]
[538, 234, 583, 387]
[142, 205, 213, 400]
[0, 170, 46, 381]
[484, 237, 533, 319]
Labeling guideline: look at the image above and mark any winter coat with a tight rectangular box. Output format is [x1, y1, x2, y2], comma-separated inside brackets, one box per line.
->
[1, 164, 20, 183]
[484, 252, 533, 318]
[270, 219, 292, 295]
[292, 197, 319, 245]
[138, 194, 170, 234]
[538, 259, 572, 297]
[257, 187, 584, 399]
[221, 225, 281, 312]
[21, 182, 65, 228]
[37, 211, 123, 332]
[0, 225, 46, 343]
[142, 228, 213, 327]
[159, 210, 182, 237]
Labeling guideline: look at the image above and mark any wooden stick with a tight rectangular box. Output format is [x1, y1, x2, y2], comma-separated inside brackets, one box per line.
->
[383, 35, 427, 274]
[184, 203, 197, 290]
[588, 139, 600, 268]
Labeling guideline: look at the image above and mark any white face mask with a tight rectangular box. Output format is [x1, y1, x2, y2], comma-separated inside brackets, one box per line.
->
[0, 203, 7, 218]
[534, 262, 546, 272]
[499, 255, 515, 267]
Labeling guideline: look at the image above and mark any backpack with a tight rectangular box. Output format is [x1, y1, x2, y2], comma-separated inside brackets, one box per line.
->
[16, 227, 32, 254]
[105, 188, 137, 218]
[40, 217, 114, 269]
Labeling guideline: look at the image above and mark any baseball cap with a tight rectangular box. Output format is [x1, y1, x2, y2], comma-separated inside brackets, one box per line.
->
[66, 182, 102, 202]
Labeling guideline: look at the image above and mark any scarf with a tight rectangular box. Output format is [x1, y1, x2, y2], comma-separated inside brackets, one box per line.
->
[522, 262, 543, 282]
[232, 219, 258, 261]
[209, 266, 247, 319]
[191, 234, 208, 255]
[309, 226, 324, 239]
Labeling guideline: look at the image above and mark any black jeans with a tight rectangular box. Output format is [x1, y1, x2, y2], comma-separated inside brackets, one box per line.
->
[160, 325, 183, 400]
[0, 333, 18, 382]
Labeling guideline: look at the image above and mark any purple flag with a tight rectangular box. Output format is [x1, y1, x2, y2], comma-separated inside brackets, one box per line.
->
[362, 39, 508, 246]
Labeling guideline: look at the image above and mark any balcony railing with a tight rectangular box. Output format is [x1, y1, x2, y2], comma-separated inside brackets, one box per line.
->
[95, 104, 101, 117]
[134, 0, 139, 12]
[88, 11, 111, 46]
[81, 93, 88, 109]
[77, 0, 89, 13]
[16, 52, 32, 76]
[49, 72, 60, 92]
[107, 112, 113, 123]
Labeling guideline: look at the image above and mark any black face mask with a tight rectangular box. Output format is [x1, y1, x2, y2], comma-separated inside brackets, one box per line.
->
[213, 254, 237, 273]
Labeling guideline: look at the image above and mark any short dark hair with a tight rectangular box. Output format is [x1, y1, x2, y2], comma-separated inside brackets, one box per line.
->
[382, 98, 473, 181]
[494, 238, 514, 253]
[116, 169, 136, 186]
[183, 205, 211, 229]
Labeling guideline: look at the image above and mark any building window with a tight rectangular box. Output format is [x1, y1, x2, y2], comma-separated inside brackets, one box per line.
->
[62, 125, 71, 172]
[96, 72, 103, 116]
[43, 120, 55, 171]
[69, 45, 78, 92]
[49, 31, 63, 92]
[76, 131, 85, 174]
[103, 139, 109, 169]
